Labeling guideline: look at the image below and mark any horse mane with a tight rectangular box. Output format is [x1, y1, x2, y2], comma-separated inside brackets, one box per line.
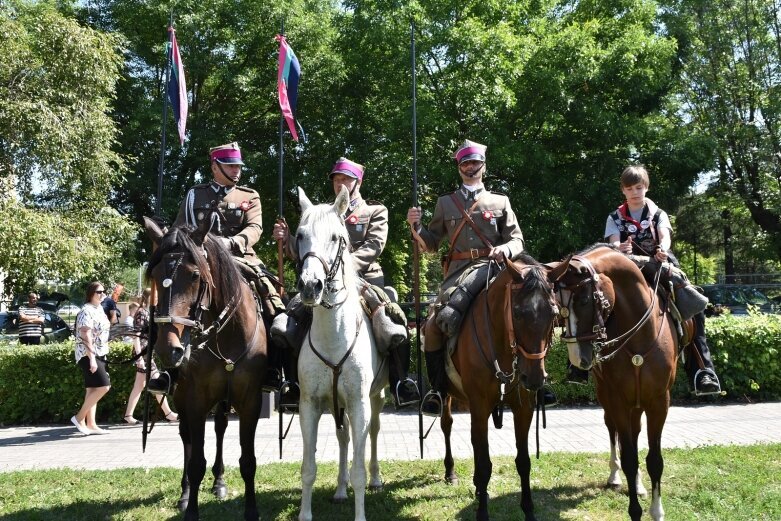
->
[300, 203, 358, 289]
[513, 253, 548, 292]
[575, 242, 618, 256]
[147, 225, 241, 310]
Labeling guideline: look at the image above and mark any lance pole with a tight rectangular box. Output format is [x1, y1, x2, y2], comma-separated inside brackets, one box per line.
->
[410, 19, 425, 460]
[276, 20, 287, 295]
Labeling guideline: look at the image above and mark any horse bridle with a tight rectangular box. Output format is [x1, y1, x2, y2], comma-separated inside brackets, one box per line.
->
[298, 235, 348, 309]
[153, 249, 245, 358]
[556, 254, 662, 364]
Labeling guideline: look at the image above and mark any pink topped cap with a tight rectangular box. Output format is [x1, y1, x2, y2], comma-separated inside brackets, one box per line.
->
[454, 139, 487, 164]
[209, 142, 244, 165]
[329, 157, 364, 181]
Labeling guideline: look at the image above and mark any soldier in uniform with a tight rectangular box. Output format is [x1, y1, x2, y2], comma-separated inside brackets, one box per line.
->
[148, 142, 284, 394]
[272, 157, 420, 410]
[407, 140, 534, 415]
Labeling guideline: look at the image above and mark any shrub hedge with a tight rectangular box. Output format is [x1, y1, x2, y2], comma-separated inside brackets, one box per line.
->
[1, 312, 779, 425]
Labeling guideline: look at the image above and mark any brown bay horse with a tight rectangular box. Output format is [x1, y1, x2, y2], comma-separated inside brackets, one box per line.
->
[553, 244, 677, 521]
[145, 218, 268, 521]
[428, 254, 562, 521]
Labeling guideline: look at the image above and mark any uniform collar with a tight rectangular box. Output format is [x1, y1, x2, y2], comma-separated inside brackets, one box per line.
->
[211, 182, 235, 195]
[460, 183, 485, 201]
[348, 196, 363, 213]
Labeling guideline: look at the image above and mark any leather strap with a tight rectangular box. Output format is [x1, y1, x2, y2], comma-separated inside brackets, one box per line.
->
[443, 194, 493, 273]
[450, 247, 492, 260]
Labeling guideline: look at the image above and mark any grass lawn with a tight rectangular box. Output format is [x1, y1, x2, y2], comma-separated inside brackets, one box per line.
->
[0, 443, 779, 520]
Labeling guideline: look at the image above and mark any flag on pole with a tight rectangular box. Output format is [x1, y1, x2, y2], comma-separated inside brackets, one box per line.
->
[167, 27, 188, 145]
[275, 34, 300, 142]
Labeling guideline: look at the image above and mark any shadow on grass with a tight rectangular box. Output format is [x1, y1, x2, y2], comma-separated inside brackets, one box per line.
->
[0, 493, 168, 521]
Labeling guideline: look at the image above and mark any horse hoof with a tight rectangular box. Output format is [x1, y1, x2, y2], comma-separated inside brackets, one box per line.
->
[368, 484, 384, 492]
[446, 474, 459, 485]
[606, 482, 622, 492]
[331, 495, 348, 504]
[177, 498, 188, 512]
[212, 484, 228, 499]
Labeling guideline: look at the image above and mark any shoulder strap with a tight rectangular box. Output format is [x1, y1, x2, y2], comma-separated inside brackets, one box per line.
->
[448, 193, 494, 249]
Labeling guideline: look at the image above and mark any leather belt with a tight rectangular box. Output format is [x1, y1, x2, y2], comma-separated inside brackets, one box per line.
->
[450, 247, 491, 261]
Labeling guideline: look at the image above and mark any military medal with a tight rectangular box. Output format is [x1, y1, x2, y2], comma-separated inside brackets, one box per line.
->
[240, 201, 250, 211]
[482, 210, 492, 221]
[347, 214, 359, 225]
[228, 202, 236, 210]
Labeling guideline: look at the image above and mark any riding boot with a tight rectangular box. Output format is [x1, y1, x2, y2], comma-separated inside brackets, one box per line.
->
[279, 348, 300, 413]
[389, 339, 420, 408]
[686, 312, 721, 395]
[421, 350, 448, 417]
[261, 340, 283, 392]
[435, 285, 473, 338]
[148, 367, 178, 395]
[566, 363, 590, 385]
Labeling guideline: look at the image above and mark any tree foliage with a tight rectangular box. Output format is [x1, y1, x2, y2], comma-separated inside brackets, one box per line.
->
[0, 1, 136, 294]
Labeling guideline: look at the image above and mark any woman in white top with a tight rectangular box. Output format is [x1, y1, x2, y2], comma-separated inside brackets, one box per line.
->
[71, 281, 112, 435]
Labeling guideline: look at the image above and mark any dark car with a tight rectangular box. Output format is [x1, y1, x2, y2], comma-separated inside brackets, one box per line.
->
[701, 284, 778, 316]
[0, 310, 73, 344]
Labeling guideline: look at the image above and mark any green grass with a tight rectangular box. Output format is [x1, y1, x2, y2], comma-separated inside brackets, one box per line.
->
[1, 444, 779, 520]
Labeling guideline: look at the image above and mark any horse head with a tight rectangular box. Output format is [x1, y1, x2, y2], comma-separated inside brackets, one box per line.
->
[144, 216, 234, 369]
[552, 245, 619, 370]
[295, 186, 354, 308]
[499, 255, 561, 391]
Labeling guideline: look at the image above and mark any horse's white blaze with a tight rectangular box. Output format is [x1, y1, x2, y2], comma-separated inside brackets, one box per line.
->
[296, 187, 386, 521]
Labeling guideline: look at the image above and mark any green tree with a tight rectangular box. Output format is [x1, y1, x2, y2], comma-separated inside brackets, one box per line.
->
[0, 1, 136, 293]
[672, 0, 781, 261]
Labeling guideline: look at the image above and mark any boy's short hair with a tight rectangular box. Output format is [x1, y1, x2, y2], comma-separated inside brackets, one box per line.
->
[620, 165, 650, 188]
[128, 302, 140, 311]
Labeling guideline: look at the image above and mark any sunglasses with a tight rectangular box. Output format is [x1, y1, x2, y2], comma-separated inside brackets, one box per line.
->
[95, 290, 106, 294]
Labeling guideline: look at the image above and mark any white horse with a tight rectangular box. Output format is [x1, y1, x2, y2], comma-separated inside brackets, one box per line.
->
[295, 186, 387, 521]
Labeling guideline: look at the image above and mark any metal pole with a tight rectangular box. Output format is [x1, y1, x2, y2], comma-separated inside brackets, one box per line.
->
[155, 12, 174, 217]
[411, 19, 424, 460]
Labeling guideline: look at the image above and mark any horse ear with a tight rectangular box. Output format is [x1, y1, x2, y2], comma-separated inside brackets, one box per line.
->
[298, 186, 313, 211]
[505, 259, 525, 281]
[334, 185, 350, 215]
[545, 256, 571, 283]
[191, 228, 207, 247]
[143, 216, 164, 247]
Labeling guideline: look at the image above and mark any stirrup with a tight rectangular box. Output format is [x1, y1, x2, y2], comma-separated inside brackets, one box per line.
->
[261, 368, 283, 393]
[278, 381, 300, 414]
[420, 390, 444, 417]
[146, 372, 172, 396]
[394, 378, 421, 409]
[693, 369, 723, 397]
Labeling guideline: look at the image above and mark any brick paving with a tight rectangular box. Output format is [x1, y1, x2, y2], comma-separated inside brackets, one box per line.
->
[1, 402, 780, 471]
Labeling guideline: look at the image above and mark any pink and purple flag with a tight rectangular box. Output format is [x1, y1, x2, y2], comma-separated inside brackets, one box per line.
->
[167, 27, 188, 145]
[275, 34, 300, 142]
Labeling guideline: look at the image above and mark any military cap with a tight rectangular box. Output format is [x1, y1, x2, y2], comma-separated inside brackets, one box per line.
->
[454, 139, 487, 164]
[209, 142, 245, 165]
[329, 157, 364, 181]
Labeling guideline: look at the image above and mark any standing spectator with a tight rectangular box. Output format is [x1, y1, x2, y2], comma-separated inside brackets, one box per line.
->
[123, 289, 178, 424]
[71, 281, 112, 435]
[18, 292, 44, 345]
[101, 284, 121, 324]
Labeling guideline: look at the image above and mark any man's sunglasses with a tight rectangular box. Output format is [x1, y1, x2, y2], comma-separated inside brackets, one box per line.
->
[95, 290, 106, 294]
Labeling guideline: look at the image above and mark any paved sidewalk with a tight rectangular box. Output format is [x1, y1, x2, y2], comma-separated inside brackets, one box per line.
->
[1, 402, 779, 471]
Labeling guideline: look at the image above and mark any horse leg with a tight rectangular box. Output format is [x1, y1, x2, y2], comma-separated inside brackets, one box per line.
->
[616, 419, 643, 521]
[177, 412, 192, 512]
[183, 415, 208, 521]
[347, 399, 371, 521]
[470, 406, 493, 521]
[442, 396, 458, 484]
[511, 392, 537, 521]
[631, 408, 647, 497]
[299, 399, 321, 521]
[645, 402, 670, 521]
[237, 394, 263, 521]
[211, 400, 228, 500]
[367, 391, 384, 491]
[604, 411, 622, 490]
[334, 415, 351, 503]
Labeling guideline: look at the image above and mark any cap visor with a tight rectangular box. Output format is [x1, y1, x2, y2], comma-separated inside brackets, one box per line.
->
[458, 153, 485, 164]
[215, 158, 244, 165]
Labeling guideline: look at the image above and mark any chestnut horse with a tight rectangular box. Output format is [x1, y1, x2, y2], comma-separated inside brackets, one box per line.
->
[145, 218, 268, 521]
[553, 244, 677, 521]
[428, 254, 562, 521]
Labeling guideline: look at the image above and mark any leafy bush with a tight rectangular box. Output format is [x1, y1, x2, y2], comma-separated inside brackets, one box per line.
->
[0, 340, 139, 425]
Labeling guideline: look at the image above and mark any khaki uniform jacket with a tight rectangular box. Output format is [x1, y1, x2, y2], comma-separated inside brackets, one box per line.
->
[285, 196, 388, 284]
[174, 183, 263, 259]
[416, 187, 524, 290]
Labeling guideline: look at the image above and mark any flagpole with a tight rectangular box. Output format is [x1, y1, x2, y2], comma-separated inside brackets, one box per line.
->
[276, 20, 286, 296]
[410, 19, 424, 460]
[155, 11, 174, 218]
